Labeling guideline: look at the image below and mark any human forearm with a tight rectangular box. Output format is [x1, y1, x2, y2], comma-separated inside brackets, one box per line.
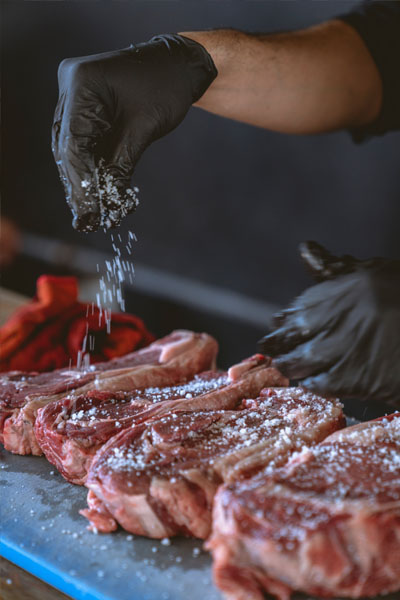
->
[181, 22, 382, 134]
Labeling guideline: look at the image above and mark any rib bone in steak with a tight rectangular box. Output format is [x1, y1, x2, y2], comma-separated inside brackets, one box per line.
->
[208, 412, 400, 600]
[0, 331, 217, 455]
[81, 387, 343, 540]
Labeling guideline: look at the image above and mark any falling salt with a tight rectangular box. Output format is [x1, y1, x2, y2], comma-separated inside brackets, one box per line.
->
[68, 230, 138, 370]
[94, 230, 137, 319]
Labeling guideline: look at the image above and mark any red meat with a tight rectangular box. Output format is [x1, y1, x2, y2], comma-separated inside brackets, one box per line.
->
[208, 413, 400, 600]
[36, 355, 286, 485]
[81, 387, 343, 540]
[1, 330, 217, 455]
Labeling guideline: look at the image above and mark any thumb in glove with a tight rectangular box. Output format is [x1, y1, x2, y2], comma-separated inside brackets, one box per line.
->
[299, 240, 360, 282]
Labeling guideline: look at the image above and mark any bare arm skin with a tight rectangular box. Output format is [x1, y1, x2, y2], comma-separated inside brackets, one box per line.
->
[181, 21, 382, 134]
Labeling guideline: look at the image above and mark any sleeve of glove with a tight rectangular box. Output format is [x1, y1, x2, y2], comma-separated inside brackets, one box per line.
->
[337, 0, 400, 142]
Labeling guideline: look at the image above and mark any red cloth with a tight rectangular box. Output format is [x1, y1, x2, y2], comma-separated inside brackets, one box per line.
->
[0, 275, 154, 372]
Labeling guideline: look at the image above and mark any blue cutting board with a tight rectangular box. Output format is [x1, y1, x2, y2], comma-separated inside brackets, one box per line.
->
[0, 448, 222, 600]
[1, 445, 398, 600]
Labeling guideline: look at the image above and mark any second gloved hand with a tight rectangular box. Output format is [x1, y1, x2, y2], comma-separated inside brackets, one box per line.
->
[52, 35, 217, 231]
[259, 242, 400, 402]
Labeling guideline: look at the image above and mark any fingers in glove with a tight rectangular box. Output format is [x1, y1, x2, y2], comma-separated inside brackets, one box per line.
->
[271, 279, 350, 330]
[52, 94, 73, 214]
[299, 241, 336, 281]
[300, 370, 355, 398]
[52, 61, 111, 231]
[300, 349, 369, 398]
[260, 275, 359, 359]
[302, 365, 398, 400]
[271, 334, 338, 380]
[92, 127, 144, 229]
[259, 325, 312, 357]
[260, 303, 319, 356]
[271, 308, 298, 328]
[300, 373, 337, 396]
[55, 133, 101, 231]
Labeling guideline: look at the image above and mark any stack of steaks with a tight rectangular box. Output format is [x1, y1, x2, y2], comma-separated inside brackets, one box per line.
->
[81, 387, 343, 539]
[208, 412, 400, 600]
[0, 330, 217, 455]
[2, 327, 399, 600]
[35, 353, 286, 484]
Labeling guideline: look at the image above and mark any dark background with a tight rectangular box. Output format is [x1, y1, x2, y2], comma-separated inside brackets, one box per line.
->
[2, 0, 400, 368]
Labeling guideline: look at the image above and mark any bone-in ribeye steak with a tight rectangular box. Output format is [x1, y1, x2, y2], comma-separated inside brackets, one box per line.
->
[208, 412, 400, 600]
[81, 387, 343, 540]
[35, 355, 286, 484]
[0, 331, 217, 455]
[35, 355, 286, 485]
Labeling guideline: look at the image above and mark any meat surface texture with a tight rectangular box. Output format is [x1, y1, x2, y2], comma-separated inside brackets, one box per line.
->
[81, 386, 343, 540]
[208, 412, 400, 600]
[1, 330, 217, 455]
[35, 354, 285, 485]
[36, 372, 229, 485]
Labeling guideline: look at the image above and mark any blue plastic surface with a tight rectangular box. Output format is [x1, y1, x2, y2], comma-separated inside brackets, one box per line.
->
[0, 448, 221, 600]
[1, 434, 398, 600]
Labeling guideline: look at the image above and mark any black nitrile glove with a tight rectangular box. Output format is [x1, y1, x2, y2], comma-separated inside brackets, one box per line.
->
[52, 35, 217, 231]
[259, 242, 400, 402]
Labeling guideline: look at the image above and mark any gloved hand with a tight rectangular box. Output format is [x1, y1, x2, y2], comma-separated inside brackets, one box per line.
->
[52, 34, 217, 232]
[259, 241, 400, 401]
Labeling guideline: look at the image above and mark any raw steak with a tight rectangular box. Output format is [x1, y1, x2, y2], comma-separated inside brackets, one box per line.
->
[81, 387, 343, 540]
[208, 412, 400, 600]
[36, 355, 285, 485]
[0, 331, 217, 455]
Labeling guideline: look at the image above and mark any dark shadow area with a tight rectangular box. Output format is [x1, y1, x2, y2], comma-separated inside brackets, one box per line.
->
[2, 0, 400, 309]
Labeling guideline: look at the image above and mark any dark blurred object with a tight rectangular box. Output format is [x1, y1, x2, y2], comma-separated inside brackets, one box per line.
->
[0, 275, 154, 372]
[0, 217, 21, 268]
[260, 242, 400, 403]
